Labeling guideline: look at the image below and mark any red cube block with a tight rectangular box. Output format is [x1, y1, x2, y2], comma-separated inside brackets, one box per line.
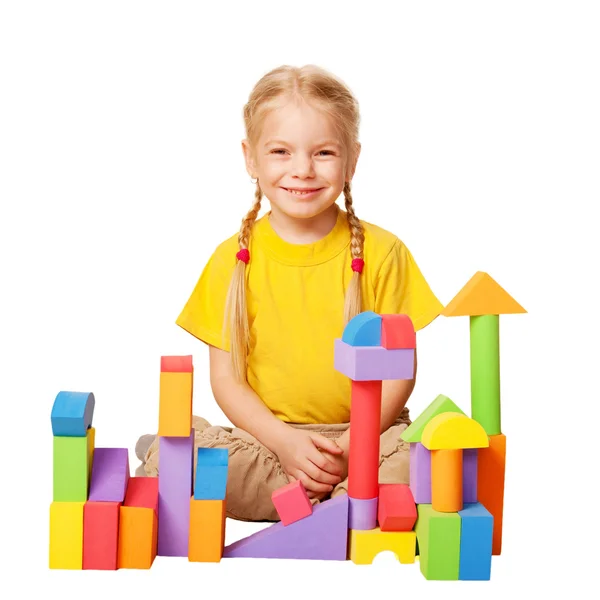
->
[378, 483, 417, 531]
[272, 480, 313, 526]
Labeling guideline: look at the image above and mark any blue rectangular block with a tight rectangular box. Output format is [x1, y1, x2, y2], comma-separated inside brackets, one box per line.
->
[458, 502, 493, 580]
[194, 447, 228, 500]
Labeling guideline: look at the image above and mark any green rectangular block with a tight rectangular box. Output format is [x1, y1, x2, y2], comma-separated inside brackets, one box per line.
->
[415, 504, 461, 580]
[53, 429, 94, 501]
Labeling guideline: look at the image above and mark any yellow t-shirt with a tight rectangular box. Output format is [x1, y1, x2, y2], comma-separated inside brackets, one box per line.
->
[176, 205, 443, 424]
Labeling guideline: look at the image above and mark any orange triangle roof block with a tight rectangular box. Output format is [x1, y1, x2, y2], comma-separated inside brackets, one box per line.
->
[442, 271, 527, 316]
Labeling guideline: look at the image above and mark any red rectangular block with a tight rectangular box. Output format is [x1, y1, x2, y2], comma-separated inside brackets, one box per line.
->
[83, 501, 120, 570]
[161, 355, 193, 372]
[378, 483, 417, 531]
[124, 476, 158, 511]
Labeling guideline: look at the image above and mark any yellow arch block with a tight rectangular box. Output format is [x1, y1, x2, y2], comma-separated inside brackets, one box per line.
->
[422, 412, 489, 450]
[349, 528, 416, 565]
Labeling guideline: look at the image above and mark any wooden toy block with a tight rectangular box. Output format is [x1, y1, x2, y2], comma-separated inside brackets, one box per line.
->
[341, 310, 382, 346]
[158, 430, 194, 556]
[380, 314, 416, 349]
[409, 442, 431, 503]
[458, 502, 493, 580]
[477, 433, 506, 555]
[334, 339, 414, 381]
[348, 380, 382, 500]
[349, 496, 378, 530]
[88, 448, 130, 502]
[188, 499, 226, 562]
[421, 412, 489, 450]
[401, 394, 465, 443]
[51, 391, 95, 437]
[194, 447, 228, 500]
[272, 480, 312, 525]
[158, 371, 193, 437]
[349, 527, 416, 564]
[431, 449, 463, 512]
[415, 504, 461, 580]
[441, 271, 527, 317]
[83, 501, 120, 570]
[463, 449, 478, 502]
[118, 477, 159, 569]
[49, 501, 84, 569]
[377, 483, 417, 531]
[223, 494, 349, 560]
[161, 354, 193, 372]
[53, 428, 94, 501]
[470, 314, 501, 435]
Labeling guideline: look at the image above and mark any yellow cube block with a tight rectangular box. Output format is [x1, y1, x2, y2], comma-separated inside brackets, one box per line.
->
[349, 527, 416, 565]
[49, 501, 85, 569]
[188, 499, 226, 562]
[158, 371, 193, 436]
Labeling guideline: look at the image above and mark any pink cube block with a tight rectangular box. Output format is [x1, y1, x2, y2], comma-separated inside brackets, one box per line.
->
[272, 480, 313, 526]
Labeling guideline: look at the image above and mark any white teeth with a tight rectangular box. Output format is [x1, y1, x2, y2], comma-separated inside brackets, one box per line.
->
[288, 189, 314, 195]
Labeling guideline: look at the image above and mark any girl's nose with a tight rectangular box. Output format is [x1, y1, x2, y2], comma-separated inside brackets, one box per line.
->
[290, 153, 315, 178]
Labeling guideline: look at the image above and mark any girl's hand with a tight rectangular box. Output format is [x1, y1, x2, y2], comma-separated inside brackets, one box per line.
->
[273, 428, 344, 496]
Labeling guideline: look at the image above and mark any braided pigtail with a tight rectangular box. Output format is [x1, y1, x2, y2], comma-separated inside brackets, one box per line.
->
[343, 180, 365, 325]
[223, 181, 263, 383]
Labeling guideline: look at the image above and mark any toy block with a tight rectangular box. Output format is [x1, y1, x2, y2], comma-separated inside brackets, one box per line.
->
[431, 449, 462, 512]
[334, 339, 414, 381]
[422, 412, 489, 450]
[158, 430, 194, 556]
[194, 447, 228, 500]
[158, 370, 193, 437]
[349, 527, 416, 565]
[51, 391, 95, 437]
[118, 477, 159, 569]
[83, 501, 120, 570]
[378, 484, 417, 531]
[463, 449, 478, 502]
[88, 448, 130, 502]
[401, 394, 465, 443]
[458, 502, 493, 580]
[341, 310, 382, 346]
[380, 314, 416, 349]
[272, 480, 312, 525]
[161, 354, 193, 372]
[188, 499, 226, 562]
[348, 380, 382, 500]
[53, 428, 94, 501]
[87, 426, 95, 473]
[471, 314, 501, 435]
[409, 442, 431, 503]
[349, 496, 378, 530]
[441, 271, 527, 316]
[477, 433, 506, 555]
[415, 504, 461, 580]
[224, 494, 349, 560]
[49, 501, 84, 569]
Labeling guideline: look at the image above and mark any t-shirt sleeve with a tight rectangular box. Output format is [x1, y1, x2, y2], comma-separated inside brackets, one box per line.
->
[175, 246, 235, 351]
[374, 239, 444, 331]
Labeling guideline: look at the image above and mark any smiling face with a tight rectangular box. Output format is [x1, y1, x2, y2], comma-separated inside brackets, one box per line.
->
[242, 98, 359, 224]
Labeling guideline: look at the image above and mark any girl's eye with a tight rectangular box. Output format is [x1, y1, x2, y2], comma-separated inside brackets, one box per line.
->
[271, 149, 334, 155]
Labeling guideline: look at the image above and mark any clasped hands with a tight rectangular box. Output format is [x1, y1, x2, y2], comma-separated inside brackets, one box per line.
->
[273, 428, 349, 500]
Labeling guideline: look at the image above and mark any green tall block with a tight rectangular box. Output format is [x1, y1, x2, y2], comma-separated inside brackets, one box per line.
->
[53, 428, 93, 501]
[415, 504, 461, 580]
[470, 314, 501, 435]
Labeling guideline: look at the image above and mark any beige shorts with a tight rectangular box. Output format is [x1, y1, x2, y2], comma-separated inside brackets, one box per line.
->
[139, 408, 412, 522]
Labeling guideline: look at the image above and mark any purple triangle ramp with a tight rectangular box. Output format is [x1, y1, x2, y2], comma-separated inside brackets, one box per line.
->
[223, 494, 349, 560]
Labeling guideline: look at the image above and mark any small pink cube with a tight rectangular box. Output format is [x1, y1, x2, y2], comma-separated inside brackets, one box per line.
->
[271, 480, 313, 525]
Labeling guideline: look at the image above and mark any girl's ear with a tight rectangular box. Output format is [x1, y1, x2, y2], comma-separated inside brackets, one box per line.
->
[241, 139, 258, 178]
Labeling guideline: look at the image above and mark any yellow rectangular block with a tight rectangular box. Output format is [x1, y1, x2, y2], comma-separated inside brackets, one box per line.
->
[117, 506, 157, 569]
[188, 499, 226, 562]
[349, 527, 416, 565]
[158, 371, 193, 436]
[49, 502, 85, 569]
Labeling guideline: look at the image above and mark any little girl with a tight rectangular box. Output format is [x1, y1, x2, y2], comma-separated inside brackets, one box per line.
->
[136, 64, 443, 522]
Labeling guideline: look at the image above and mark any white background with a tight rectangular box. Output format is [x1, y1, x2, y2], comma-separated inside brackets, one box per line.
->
[1, 1, 598, 598]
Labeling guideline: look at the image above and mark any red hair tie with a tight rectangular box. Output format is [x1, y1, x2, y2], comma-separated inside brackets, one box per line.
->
[236, 248, 250, 264]
[351, 258, 364, 273]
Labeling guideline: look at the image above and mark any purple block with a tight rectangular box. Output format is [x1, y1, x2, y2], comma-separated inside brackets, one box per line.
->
[223, 494, 349, 560]
[334, 339, 414, 381]
[409, 443, 431, 503]
[463, 449, 478, 502]
[158, 430, 194, 557]
[88, 448, 130, 502]
[349, 496, 378, 530]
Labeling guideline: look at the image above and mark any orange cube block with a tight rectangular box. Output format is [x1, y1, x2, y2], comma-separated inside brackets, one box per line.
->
[381, 314, 416, 349]
[188, 499, 226, 562]
[377, 483, 417, 531]
[272, 480, 313, 525]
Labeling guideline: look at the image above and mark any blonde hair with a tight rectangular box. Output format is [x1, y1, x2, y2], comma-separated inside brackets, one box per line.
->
[224, 64, 365, 383]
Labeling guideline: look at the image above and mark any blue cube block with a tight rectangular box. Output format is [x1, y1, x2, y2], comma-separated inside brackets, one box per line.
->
[194, 447, 228, 500]
[51, 391, 95, 436]
[458, 502, 494, 580]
